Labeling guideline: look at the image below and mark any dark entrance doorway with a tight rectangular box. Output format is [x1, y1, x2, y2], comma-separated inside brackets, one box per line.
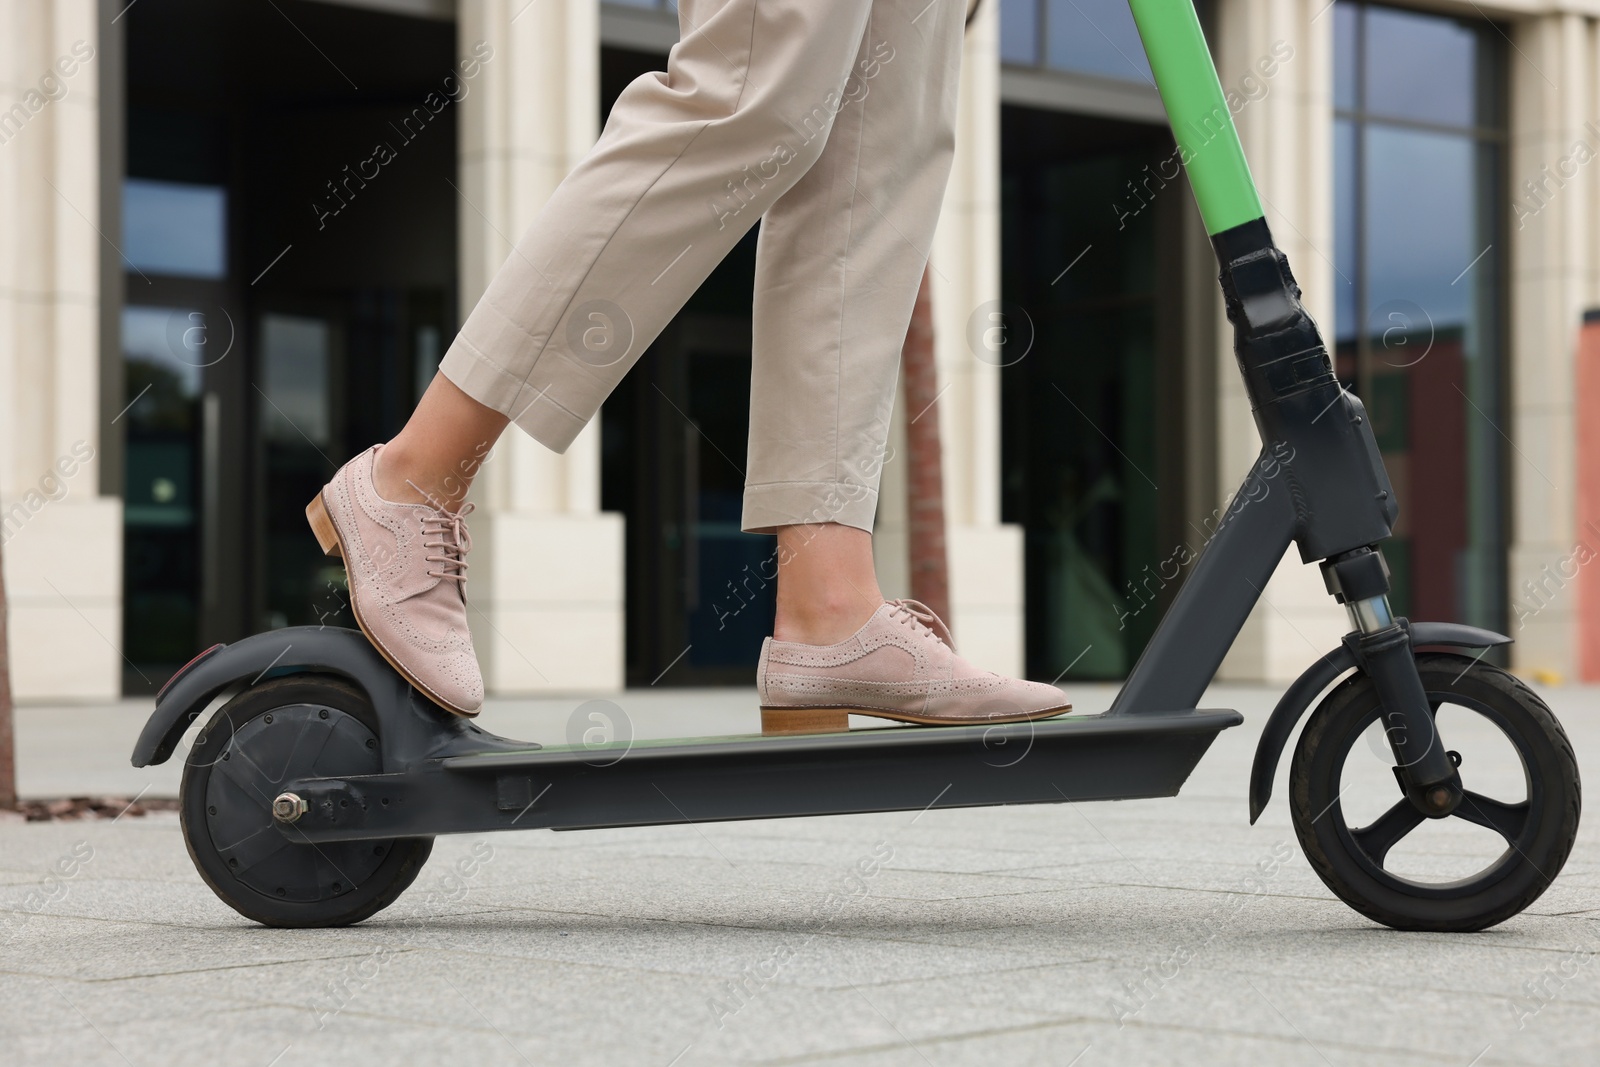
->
[597, 47, 776, 687]
[117, 0, 458, 691]
[999, 106, 1193, 683]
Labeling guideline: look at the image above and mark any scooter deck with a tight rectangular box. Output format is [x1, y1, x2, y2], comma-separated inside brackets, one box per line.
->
[281, 708, 1242, 842]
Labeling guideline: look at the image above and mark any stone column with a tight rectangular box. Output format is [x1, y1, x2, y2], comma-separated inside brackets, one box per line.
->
[1504, 12, 1594, 681]
[455, 0, 624, 693]
[1213, 0, 1348, 681]
[871, 372, 912, 599]
[0, 0, 121, 701]
[928, 0, 1025, 677]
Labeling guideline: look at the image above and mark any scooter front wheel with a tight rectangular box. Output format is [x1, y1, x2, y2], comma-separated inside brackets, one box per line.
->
[179, 674, 433, 928]
[1290, 652, 1579, 932]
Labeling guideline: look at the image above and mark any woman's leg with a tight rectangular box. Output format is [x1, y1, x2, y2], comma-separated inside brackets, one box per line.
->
[772, 524, 884, 645]
[319, 0, 882, 715]
[377, 0, 881, 508]
[374, 375, 507, 508]
[745, 0, 960, 630]
[749, 0, 1070, 730]
[433, 0, 879, 451]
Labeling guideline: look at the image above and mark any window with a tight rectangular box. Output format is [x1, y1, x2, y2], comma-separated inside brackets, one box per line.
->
[120, 116, 231, 683]
[120, 302, 208, 672]
[1001, 0, 1153, 83]
[122, 179, 228, 279]
[258, 314, 333, 447]
[1333, 1, 1506, 631]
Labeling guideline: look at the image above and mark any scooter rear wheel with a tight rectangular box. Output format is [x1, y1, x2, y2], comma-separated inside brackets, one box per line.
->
[1290, 652, 1580, 932]
[179, 674, 433, 928]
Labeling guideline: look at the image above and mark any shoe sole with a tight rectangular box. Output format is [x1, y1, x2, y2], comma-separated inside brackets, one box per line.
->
[759, 702, 1074, 736]
[306, 492, 481, 719]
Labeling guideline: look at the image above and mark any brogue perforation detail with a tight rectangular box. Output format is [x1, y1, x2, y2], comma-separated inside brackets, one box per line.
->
[315, 445, 484, 714]
[755, 600, 1070, 723]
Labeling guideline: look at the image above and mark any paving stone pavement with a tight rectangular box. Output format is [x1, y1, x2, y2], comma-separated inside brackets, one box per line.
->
[3, 678, 1599, 1066]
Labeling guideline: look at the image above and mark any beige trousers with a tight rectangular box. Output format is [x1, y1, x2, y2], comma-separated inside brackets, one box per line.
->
[439, 0, 966, 534]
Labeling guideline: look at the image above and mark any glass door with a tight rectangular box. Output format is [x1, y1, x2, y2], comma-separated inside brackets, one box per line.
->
[247, 294, 450, 634]
[120, 175, 249, 690]
[120, 301, 208, 680]
[119, 0, 460, 691]
[998, 107, 1189, 682]
[254, 307, 344, 631]
[602, 295, 779, 688]
[598, 45, 776, 686]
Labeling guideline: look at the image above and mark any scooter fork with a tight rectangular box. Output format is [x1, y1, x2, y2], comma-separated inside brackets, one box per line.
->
[1324, 546, 1463, 816]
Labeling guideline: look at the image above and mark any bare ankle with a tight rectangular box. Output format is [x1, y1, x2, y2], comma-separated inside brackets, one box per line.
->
[773, 597, 883, 645]
[372, 443, 440, 506]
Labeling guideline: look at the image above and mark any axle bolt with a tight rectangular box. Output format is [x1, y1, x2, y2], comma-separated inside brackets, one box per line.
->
[272, 792, 308, 824]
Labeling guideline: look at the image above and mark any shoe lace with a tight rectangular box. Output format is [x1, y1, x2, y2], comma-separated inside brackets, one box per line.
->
[885, 597, 955, 651]
[420, 501, 475, 583]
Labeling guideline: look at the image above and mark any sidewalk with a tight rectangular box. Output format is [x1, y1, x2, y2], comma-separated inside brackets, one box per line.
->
[2, 680, 1599, 1065]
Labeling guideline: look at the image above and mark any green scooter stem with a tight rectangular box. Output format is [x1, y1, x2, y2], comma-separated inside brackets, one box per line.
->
[1123, 1, 1462, 801]
[1128, 0, 1264, 235]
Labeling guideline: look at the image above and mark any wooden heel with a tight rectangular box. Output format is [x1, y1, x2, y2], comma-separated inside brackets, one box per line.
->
[761, 707, 852, 736]
[305, 494, 343, 558]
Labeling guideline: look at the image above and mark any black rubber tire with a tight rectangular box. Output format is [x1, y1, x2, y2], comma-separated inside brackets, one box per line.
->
[1290, 653, 1580, 932]
[179, 674, 433, 928]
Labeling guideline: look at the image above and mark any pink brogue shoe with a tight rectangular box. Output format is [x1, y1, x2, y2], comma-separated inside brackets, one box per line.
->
[305, 444, 485, 716]
[756, 598, 1072, 735]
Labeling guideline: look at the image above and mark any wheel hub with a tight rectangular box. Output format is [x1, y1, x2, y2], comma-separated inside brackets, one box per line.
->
[272, 793, 308, 823]
[204, 703, 389, 903]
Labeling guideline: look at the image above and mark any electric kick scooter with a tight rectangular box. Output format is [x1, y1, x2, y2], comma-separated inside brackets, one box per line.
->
[132, 0, 1580, 932]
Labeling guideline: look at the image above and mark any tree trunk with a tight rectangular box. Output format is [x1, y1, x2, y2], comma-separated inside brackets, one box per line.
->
[0, 535, 15, 809]
[901, 265, 951, 624]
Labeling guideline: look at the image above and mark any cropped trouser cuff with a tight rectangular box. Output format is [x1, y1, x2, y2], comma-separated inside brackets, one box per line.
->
[440, 338, 590, 454]
[741, 480, 880, 537]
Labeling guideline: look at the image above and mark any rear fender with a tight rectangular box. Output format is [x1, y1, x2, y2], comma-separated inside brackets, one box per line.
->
[129, 627, 450, 770]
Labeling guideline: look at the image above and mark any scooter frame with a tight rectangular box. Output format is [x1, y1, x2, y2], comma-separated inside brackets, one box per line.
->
[132, 0, 1528, 892]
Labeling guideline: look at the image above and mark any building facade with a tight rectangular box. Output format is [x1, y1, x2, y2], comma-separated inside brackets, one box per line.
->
[1, 0, 1597, 701]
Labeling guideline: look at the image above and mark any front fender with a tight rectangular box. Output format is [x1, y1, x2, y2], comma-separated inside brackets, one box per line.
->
[130, 627, 418, 768]
[1247, 621, 1512, 824]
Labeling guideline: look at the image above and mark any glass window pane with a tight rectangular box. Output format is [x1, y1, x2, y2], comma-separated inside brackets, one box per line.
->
[258, 313, 336, 633]
[1045, 0, 1152, 83]
[1363, 125, 1476, 334]
[1361, 124, 1500, 628]
[259, 314, 332, 446]
[1333, 1, 1358, 111]
[1334, 4, 1506, 636]
[123, 178, 227, 279]
[1333, 118, 1357, 353]
[1000, 0, 1039, 65]
[123, 304, 205, 401]
[121, 304, 203, 669]
[1364, 5, 1477, 128]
